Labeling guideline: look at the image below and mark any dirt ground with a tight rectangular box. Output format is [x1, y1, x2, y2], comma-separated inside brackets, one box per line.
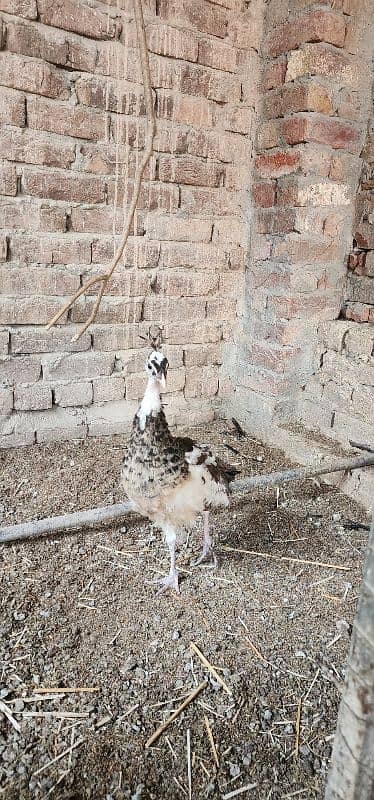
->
[0, 420, 371, 800]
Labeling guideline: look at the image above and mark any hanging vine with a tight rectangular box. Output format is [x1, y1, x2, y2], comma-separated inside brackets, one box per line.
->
[46, 0, 156, 343]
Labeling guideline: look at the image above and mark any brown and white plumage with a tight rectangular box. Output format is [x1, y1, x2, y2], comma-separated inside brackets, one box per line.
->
[121, 350, 237, 593]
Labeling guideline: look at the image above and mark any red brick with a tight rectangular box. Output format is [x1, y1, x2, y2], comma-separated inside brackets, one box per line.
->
[0, 87, 26, 126]
[179, 64, 240, 104]
[158, 155, 224, 188]
[257, 208, 296, 234]
[0, 53, 69, 100]
[283, 115, 359, 152]
[342, 302, 370, 323]
[27, 96, 106, 141]
[0, 0, 37, 18]
[198, 39, 237, 72]
[329, 151, 359, 182]
[361, 252, 374, 277]
[156, 90, 213, 128]
[158, 0, 228, 38]
[273, 234, 340, 263]
[76, 75, 145, 115]
[159, 241, 227, 271]
[9, 235, 91, 265]
[147, 214, 212, 243]
[22, 169, 106, 204]
[67, 36, 98, 73]
[0, 129, 75, 169]
[255, 150, 300, 178]
[106, 179, 179, 212]
[0, 267, 79, 296]
[179, 187, 239, 216]
[256, 120, 282, 150]
[267, 10, 346, 57]
[153, 271, 218, 297]
[286, 43, 359, 88]
[228, 9, 262, 50]
[224, 106, 252, 135]
[37, 0, 121, 40]
[0, 163, 17, 196]
[146, 22, 198, 62]
[54, 382, 93, 407]
[262, 58, 287, 91]
[6, 20, 68, 66]
[39, 205, 67, 233]
[252, 182, 276, 208]
[91, 237, 160, 269]
[263, 82, 334, 119]
[14, 383, 52, 411]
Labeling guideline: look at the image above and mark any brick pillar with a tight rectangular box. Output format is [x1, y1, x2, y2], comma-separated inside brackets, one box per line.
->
[228, 0, 374, 437]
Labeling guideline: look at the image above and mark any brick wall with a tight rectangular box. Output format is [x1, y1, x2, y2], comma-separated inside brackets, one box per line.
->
[343, 80, 374, 323]
[0, 0, 262, 446]
[226, 0, 374, 507]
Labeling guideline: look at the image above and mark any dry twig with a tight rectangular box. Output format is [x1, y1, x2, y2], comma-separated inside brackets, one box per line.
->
[45, 0, 156, 342]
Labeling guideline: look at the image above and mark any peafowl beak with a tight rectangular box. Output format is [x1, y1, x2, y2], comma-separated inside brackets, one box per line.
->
[158, 368, 167, 392]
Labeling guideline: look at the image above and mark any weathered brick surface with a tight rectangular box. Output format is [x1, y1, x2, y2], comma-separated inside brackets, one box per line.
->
[1, 0, 372, 464]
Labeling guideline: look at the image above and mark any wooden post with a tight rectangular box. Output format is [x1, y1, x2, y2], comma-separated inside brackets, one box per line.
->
[325, 515, 374, 800]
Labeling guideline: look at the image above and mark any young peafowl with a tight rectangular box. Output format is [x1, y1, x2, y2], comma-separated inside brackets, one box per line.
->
[121, 350, 238, 594]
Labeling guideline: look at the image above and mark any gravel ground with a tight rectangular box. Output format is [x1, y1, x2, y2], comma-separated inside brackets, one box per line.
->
[0, 420, 371, 800]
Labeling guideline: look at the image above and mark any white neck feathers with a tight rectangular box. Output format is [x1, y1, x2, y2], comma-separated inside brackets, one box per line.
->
[137, 378, 161, 431]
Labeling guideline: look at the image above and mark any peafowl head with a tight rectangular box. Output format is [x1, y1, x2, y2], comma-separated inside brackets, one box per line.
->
[145, 351, 169, 391]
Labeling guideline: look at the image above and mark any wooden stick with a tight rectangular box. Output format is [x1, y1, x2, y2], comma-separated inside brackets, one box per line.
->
[45, 0, 156, 342]
[190, 642, 232, 696]
[0, 501, 134, 543]
[220, 546, 351, 572]
[1, 454, 373, 545]
[229, 454, 374, 493]
[145, 681, 207, 748]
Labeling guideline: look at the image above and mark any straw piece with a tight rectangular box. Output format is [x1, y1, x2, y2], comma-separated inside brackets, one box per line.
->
[220, 546, 351, 572]
[145, 681, 207, 748]
[204, 715, 219, 767]
[0, 700, 21, 733]
[295, 699, 302, 758]
[35, 687, 99, 694]
[190, 642, 232, 696]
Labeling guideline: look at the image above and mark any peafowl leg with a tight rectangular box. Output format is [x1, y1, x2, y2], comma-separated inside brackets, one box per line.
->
[192, 511, 217, 567]
[156, 524, 179, 594]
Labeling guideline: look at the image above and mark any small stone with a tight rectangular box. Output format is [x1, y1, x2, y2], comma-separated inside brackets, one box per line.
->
[263, 709, 272, 721]
[229, 763, 240, 778]
[332, 512, 341, 522]
[120, 655, 138, 673]
[171, 630, 181, 640]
